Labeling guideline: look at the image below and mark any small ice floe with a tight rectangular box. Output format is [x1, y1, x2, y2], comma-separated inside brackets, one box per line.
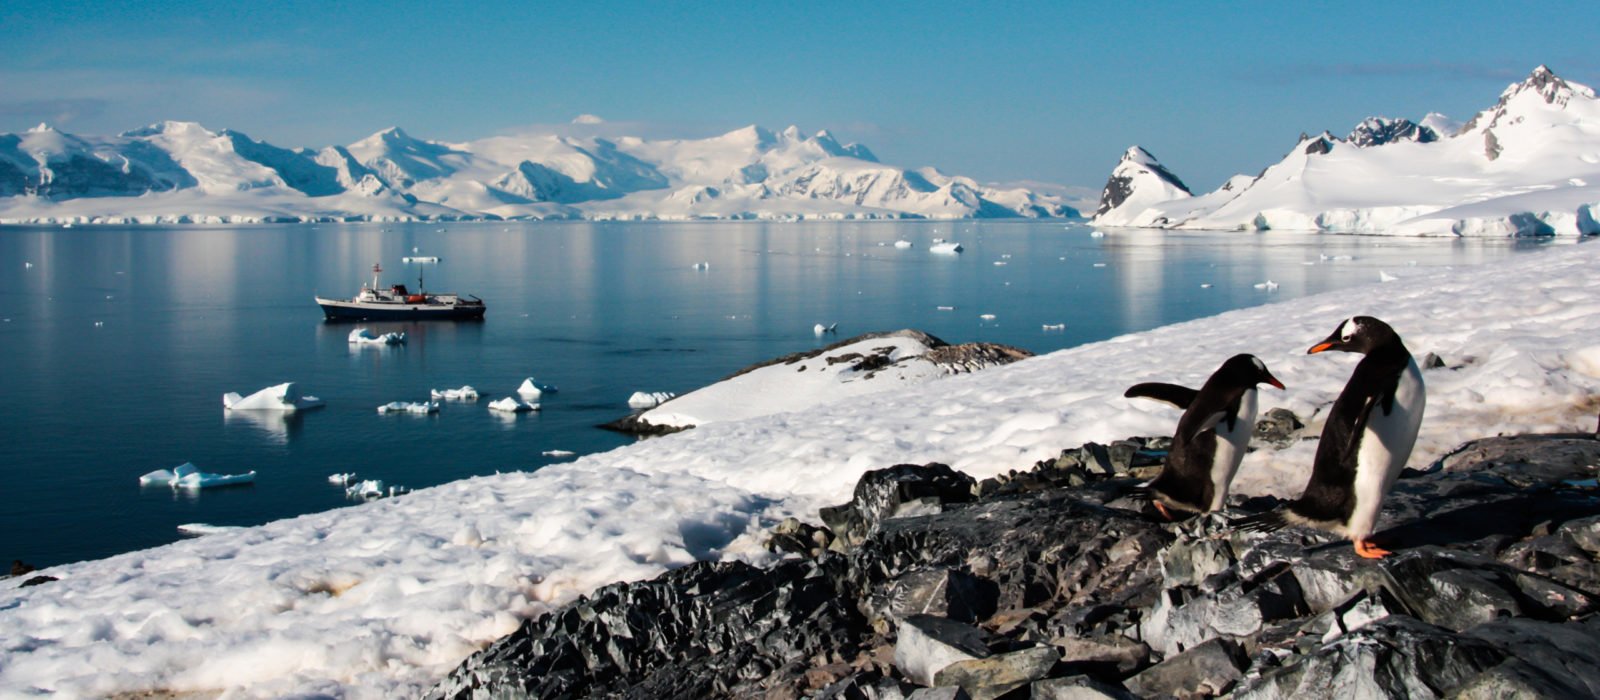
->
[431, 386, 479, 401]
[1254, 280, 1279, 291]
[24, 262, 33, 268]
[1200, 283, 1214, 289]
[628, 391, 675, 408]
[223, 382, 324, 411]
[1089, 230, 1107, 238]
[930, 241, 963, 254]
[377, 401, 439, 414]
[1319, 253, 1355, 262]
[1379, 270, 1399, 283]
[518, 377, 557, 398]
[1042, 323, 1066, 331]
[542, 450, 577, 458]
[1092, 263, 1107, 268]
[139, 462, 255, 490]
[936, 305, 955, 311]
[692, 262, 710, 270]
[893, 240, 913, 249]
[327, 472, 356, 485]
[177, 523, 245, 537]
[349, 328, 406, 345]
[813, 322, 837, 336]
[94, 321, 104, 327]
[401, 256, 440, 263]
[345, 479, 385, 499]
[992, 261, 1008, 266]
[979, 313, 997, 321]
[1000, 254, 1012, 259]
[488, 397, 538, 412]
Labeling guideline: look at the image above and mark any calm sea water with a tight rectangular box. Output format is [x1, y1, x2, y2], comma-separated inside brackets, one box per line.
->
[0, 221, 1549, 567]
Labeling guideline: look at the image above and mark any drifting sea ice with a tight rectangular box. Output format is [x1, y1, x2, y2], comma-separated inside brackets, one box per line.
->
[431, 386, 479, 401]
[349, 328, 406, 345]
[893, 240, 913, 248]
[929, 241, 963, 254]
[628, 391, 676, 409]
[517, 377, 557, 398]
[377, 401, 439, 414]
[488, 397, 538, 412]
[222, 382, 324, 411]
[139, 462, 254, 489]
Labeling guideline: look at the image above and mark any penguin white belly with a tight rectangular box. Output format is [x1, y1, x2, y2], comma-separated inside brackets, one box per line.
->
[1346, 359, 1426, 539]
[1208, 388, 1258, 511]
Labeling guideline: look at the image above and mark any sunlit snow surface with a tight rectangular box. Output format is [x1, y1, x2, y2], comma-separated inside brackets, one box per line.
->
[7, 245, 1600, 697]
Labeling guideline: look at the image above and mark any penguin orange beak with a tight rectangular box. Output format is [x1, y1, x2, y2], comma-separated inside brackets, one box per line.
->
[1266, 376, 1286, 390]
[1308, 342, 1334, 354]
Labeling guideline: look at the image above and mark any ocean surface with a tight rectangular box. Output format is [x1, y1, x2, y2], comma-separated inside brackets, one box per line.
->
[0, 221, 1548, 567]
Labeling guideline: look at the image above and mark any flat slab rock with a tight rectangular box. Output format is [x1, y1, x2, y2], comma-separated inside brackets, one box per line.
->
[431, 434, 1600, 699]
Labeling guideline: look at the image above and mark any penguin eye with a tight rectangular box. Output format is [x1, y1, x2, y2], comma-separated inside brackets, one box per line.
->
[1341, 334, 1352, 342]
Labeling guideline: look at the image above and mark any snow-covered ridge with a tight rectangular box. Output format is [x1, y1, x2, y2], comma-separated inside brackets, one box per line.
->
[1092, 65, 1600, 236]
[0, 120, 1078, 224]
[5, 241, 1600, 697]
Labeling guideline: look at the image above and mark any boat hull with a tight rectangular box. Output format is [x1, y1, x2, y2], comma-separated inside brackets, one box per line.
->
[316, 297, 486, 321]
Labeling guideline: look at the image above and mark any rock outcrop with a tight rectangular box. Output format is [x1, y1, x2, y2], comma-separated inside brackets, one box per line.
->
[431, 430, 1600, 699]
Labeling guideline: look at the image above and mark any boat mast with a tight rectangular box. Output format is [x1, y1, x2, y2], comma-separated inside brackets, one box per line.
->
[371, 263, 382, 290]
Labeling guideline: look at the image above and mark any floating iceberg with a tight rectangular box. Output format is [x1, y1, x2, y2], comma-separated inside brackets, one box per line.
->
[1042, 323, 1066, 331]
[627, 391, 675, 409]
[177, 523, 245, 536]
[349, 328, 406, 345]
[1254, 280, 1280, 291]
[401, 256, 440, 263]
[327, 472, 356, 485]
[345, 479, 384, 499]
[488, 397, 538, 412]
[222, 383, 324, 411]
[139, 462, 255, 490]
[517, 377, 556, 398]
[929, 241, 963, 254]
[430, 386, 479, 401]
[377, 401, 439, 414]
[542, 450, 576, 458]
[813, 322, 836, 336]
[893, 240, 913, 248]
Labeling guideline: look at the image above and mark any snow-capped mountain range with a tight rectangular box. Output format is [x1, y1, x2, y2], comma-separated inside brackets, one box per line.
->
[1095, 65, 1600, 236]
[0, 120, 1077, 224]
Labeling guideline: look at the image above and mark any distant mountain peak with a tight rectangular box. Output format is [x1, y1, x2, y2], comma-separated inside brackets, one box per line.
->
[1506, 64, 1589, 105]
[1347, 117, 1437, 148]
[1095, 145, 1191, 219]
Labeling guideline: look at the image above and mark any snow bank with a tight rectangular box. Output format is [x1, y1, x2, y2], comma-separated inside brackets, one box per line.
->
[7, 243, 1600, 697]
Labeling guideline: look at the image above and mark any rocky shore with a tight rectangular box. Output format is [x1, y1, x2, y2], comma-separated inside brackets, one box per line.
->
[432, 426, 1600, 699]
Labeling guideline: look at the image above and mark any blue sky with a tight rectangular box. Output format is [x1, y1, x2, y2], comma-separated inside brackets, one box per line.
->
[3, 1, 1597, 191]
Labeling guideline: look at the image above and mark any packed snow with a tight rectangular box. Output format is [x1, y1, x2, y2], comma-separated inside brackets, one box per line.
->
[7, 244, 1600, 697]
[1095, 66, 1600, 236]
[221, 382, 324, 411]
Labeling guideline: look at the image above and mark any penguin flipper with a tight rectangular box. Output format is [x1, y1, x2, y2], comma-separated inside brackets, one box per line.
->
[1125, 383, 1199, 410]
[1231, 510, 1288, 533]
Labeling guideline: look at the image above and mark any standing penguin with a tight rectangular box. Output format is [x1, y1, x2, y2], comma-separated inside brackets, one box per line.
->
[1125, 353, 1285, 519]
[1235, 316, 1426, 559]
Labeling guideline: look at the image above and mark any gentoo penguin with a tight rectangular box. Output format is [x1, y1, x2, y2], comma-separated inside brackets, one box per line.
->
[1236, 316, 1426, 559]
[1125, 353, 1285, 519]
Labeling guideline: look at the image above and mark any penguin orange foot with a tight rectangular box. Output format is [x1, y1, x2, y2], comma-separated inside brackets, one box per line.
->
[1353, 538, 1392, 559]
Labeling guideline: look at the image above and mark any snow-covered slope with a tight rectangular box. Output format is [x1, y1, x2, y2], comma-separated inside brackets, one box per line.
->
[1093, 65, 1600, 236]
[5, 241, 1600, 697]
[628, 330, 1030, 432]
[0, 120, 1078, 224]
[1092, 146, 1194, 226]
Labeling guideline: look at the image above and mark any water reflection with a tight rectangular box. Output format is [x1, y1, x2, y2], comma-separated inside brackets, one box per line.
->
[223, 409, 304, 444]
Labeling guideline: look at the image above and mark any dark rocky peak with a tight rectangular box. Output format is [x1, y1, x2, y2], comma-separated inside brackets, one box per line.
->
[1300, 131, 1339, 156]
[1347, 117, 1439, 148]
[1095, 146, 1192, 217]
[1518, 64, 1580, 105]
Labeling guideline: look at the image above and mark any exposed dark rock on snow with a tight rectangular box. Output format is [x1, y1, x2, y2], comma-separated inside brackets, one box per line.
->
[432, 431, 1600, 699]
[1346, 117, 1439, 148]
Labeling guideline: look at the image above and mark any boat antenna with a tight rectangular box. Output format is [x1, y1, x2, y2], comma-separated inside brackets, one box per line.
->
[418, 266, 425, 294]
[371, 263, 382, 290]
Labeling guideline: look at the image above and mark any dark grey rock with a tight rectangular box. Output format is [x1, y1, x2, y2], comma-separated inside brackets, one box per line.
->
[867, 568, 998, 627]
[894, 615, 990, 687]
[1050, 635, 1149, 676]
[932, 645, 1058, 699]
[905, 688, 969, 700]
[1232, 617, 1505, 699]
[1124, 638, 1245, 698]
[823, 463, 976, 552]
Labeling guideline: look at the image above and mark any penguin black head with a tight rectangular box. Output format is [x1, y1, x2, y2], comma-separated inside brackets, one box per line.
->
[1309, 316, 1398, 355]
[1218, 353, 1286, 391]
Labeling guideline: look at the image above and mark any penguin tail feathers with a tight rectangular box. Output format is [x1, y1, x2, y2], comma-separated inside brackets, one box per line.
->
[1230, 510, 1289, 534]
